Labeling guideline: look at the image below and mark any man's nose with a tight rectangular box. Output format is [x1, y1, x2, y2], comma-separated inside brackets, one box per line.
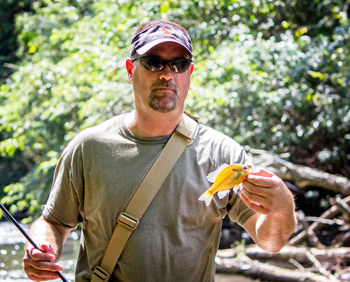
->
[159, 64, 174, 80]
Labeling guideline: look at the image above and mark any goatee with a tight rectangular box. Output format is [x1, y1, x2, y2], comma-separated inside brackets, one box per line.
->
[149, 82, 179, 113]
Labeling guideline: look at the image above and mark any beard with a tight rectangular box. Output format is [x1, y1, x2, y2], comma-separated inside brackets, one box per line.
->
[149, 93, 178, 112]
[149, 83, 179, 113]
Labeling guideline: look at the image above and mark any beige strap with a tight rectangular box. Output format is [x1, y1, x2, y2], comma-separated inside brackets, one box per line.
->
[91, 112, 198, 282]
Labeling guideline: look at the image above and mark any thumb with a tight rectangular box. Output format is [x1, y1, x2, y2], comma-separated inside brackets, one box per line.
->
[250, 168, 274, 177]
[29, 246, 55, 262]
[39, 242, 52, 252]
[37, 243, 56, 261]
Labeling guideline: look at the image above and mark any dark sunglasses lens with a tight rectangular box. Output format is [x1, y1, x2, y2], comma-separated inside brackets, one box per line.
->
[138, 57, 192, 73]
[169, 59, 191, 73]
[140, 57, 164, 72]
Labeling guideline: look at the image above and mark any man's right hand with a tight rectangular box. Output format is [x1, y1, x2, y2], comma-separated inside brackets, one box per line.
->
[23, 243, 63, 281]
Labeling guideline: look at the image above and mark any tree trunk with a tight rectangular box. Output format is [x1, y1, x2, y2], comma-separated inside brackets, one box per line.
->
[250, 149, 350, 195]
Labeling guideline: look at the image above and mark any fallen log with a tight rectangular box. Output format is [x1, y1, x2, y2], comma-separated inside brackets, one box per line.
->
[290, 195, 350, 245]
[215, 254, 337, 282]
[304, 216, 344, 226]
[244, 245, 350, 263]
[250, 148, 350, 195]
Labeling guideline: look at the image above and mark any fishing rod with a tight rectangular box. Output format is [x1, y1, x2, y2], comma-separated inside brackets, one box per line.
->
[0, 203, 68, 282]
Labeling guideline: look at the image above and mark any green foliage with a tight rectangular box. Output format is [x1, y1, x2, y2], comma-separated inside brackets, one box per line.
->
[190, 26, 350, 174]
[0, 0, 349, 219]
[0, 0, 34, 81]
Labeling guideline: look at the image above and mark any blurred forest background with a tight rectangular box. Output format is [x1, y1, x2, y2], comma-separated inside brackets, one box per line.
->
[0, 0, 349, 221]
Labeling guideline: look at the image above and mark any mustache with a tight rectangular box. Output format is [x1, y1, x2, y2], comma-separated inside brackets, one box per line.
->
[151, 82, 178, 93]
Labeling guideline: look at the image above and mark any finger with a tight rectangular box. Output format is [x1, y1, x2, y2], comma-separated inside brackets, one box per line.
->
[24, 257, 63, 271]
[25, 266, 60, 281]
[246, 172, 279, 188]
[241, 180, 271, 198]
[240, 185, 270, 207]
[240, 192, 269, 214]
[26, 269, 60, 281]
[29, 247, 55, 262]
[24, 249, 62, 273]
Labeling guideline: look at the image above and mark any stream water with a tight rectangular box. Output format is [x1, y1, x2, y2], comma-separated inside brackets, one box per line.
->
[0, 222, 79, 281]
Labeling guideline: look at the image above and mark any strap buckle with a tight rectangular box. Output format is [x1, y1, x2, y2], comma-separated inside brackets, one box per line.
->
[117, 212, 139, 231]
[92, 266, 109, 281]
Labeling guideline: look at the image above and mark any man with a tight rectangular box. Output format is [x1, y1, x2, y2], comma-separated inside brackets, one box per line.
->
[23, 20, 296, 281]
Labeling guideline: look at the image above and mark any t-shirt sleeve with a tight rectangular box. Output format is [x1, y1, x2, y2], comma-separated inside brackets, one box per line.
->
[227, 194, 255, 225]
[43, 140, 83, 228]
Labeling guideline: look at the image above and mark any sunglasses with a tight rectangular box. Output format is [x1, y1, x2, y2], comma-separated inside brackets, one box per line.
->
[133, 56, 193, 73]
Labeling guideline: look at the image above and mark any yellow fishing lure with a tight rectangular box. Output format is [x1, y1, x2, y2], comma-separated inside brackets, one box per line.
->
[198, 163, 251, 206]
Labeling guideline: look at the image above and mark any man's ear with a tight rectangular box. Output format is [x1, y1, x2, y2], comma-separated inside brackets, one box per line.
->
[126, 59, 134, 81]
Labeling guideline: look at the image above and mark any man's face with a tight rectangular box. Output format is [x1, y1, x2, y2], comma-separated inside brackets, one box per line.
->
[126, 42, 194, 115]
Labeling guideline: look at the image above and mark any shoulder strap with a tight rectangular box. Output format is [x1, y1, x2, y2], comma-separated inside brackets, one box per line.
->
[91, 112, 198, 282]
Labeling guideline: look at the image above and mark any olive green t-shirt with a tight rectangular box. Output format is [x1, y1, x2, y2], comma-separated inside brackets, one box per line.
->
[43, 113, 254, 282]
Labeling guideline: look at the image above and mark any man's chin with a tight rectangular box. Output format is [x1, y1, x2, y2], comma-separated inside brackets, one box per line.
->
[150, 105, 176, 113]
[149, 98, 178, 113]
